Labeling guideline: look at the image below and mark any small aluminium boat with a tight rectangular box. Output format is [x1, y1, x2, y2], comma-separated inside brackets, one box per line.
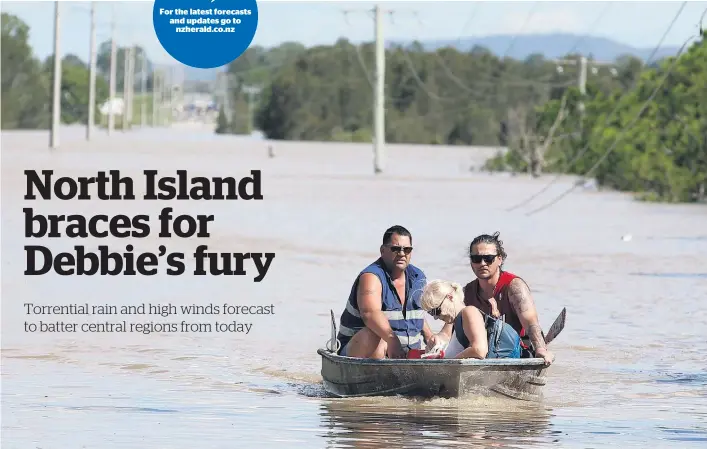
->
[318, 308, 566, 401]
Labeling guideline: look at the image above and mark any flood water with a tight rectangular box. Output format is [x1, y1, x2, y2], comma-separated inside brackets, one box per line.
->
[2, 127, 706, 448]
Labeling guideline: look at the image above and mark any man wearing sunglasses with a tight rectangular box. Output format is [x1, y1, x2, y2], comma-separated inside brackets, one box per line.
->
[335, 225, 441, 359]
[438, 232, 554, 365]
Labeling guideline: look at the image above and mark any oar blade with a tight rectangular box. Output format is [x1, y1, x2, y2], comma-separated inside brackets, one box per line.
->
[544, 307, 566, 345]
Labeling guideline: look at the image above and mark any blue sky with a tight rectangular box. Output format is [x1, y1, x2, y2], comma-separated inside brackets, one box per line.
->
[2, 1, 705, 65]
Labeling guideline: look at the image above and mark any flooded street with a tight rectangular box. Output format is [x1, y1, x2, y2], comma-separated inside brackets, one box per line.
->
[2, 127, 706, 448]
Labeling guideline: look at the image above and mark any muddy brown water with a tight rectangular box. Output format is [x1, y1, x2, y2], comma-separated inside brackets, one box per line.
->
[2, 127, 706, 448]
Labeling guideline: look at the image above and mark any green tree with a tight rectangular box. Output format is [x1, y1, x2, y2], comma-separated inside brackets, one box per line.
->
[96, 41, 154, 92]
[215, 105, 229, 134]
[1, 13, 50, 129]
[42, 54, 110, 125]
[250, 39, 623, 145]
[497, 35, 707, 203]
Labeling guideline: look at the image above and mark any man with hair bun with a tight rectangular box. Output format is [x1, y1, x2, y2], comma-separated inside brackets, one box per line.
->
[439, 232, 554, 365]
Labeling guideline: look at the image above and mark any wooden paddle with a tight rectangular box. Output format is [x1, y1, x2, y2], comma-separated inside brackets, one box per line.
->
[543, 307, 566, 345]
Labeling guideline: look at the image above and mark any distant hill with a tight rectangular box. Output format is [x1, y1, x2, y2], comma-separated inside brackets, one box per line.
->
[390, 33, 681, 63]
[177, 33, 680, 82]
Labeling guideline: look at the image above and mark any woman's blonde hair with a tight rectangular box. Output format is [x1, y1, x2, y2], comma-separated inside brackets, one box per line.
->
[420, 279, 464, 317]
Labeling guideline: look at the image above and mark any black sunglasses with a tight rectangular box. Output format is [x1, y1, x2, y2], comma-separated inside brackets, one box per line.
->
[387, 245, 413, 255]
[428, 295, 450, 318]
[470, 254, 497, 264]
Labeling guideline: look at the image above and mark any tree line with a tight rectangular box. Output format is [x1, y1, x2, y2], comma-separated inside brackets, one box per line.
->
[222, 35, 706, 203]
[484, 32, 706, 203]
[2, 13, 154, 130]
[4, 10, 703, 203]
[224, 39, 643, 144]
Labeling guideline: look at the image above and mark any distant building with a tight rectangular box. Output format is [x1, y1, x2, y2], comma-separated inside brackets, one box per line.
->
[99, 98, 124, 116]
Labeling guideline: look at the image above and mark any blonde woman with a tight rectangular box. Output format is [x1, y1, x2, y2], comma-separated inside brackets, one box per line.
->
[421, 279, 524, 359]
[420, 280, 489, 359]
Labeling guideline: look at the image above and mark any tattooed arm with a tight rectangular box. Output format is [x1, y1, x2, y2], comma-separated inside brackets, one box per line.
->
[507, 278, 554, 365]
[356, 273, 404, 358]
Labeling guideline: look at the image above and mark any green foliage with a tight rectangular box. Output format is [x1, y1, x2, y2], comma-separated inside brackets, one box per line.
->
[215, 105, 229, 134]
[42, 54, 110, 125]
[1, 13, 50, 129]
[96, 41, 154, 92]
[518, 36, 707, 203]
[2, 13, 117, 130]
[247, 40, 627, 146]
[4, 9, 705, 204]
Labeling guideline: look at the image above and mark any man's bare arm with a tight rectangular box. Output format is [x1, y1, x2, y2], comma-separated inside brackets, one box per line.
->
[506, 279, 546, 352]
[356, 273, 397, 344]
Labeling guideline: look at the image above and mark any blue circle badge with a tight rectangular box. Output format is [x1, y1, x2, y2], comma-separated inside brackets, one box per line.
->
[153, 0, 258, 69]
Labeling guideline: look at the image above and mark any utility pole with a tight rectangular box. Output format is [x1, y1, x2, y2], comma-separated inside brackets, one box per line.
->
[221, 72, 232, 124]
[127, 46, 135, 127]
[243, 85, 261, 134]
[49, 1, 62, 149]
[163, 68, 170, 126]
[554, 55, 610, 124]
[87, 1, 97, 141]
[152, 69, 159, 126]
[168, 66, 174, 126]
[578, 56, 587, 119]
[108, 14, 116, 135]
[141, 50, 147, 127]
[122, 46, 130, 130]
[554, 56, 587, 111]
[344, 4, 387, 173]
[176, 65, 184, 123]
[373, 4, 385, 174]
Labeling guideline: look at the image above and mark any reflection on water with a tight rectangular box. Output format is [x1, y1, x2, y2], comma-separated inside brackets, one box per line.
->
[320, 397, 554, 448]
[629, 272, 707, 279]
[3, 130, 707, 448]
[655, 371, 707, 386]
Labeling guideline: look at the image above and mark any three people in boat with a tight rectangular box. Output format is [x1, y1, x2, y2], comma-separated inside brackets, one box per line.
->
[336, 228, 554, 365]
[335, 225, 446, 359]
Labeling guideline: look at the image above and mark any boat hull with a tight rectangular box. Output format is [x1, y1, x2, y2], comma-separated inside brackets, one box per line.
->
[318, 348, 549, 400]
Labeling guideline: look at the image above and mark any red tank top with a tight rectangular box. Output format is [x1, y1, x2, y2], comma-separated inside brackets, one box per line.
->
[463, 271, 529, 347]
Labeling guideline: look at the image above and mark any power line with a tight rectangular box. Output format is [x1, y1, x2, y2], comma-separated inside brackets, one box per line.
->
[343, 11, 375, 89]
[564, 2, 613, 56]
[399, 50, 459, 103]
[414, 12, 570, 89]
[336, 4, 392, 173]
[499, 1, 540, 60]
[405, 0, 615, 146]
[393, 4, 598, 108]
[523, 32, 701, 216]
[505, 1, 689, 212]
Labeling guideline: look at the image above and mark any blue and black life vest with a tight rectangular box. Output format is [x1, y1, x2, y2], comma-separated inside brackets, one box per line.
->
[337, 258, 427, 354]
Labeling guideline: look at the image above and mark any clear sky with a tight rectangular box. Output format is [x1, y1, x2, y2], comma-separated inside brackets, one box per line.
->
[2, 0, 705, 65]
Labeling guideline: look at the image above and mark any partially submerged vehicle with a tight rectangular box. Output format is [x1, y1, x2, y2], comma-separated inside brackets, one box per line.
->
[318, 308, 566, 401]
